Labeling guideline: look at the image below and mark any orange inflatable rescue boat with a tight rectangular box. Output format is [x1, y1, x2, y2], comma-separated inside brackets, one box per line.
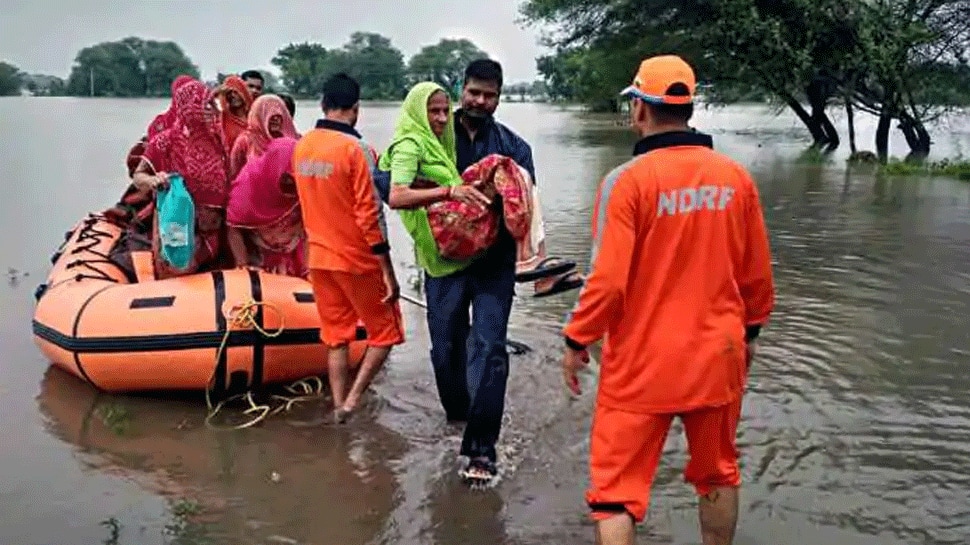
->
[32, 214, 367, 394]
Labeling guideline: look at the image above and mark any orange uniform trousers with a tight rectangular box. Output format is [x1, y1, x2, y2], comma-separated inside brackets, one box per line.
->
[586, 397, 743, 523]
[309, 268, 404, 348]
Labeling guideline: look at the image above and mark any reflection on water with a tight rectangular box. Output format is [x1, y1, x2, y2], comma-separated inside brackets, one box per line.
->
[36, 366, 407, 545]
[1, 98, 970, 544]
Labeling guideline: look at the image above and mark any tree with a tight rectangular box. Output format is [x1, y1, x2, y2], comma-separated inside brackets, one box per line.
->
[846, 0, 970, 159]
[261, 71, 283, 93]
[341, 32, 408, 100]
[0, 61, 22, 96]
[21, 73, 68, 96]
[273, 34, 407, 100]
[407, 39, 490, 93]
[272, 42, 342, 99]
[537, 45, 649, 111]
[66, 37, 199, 97]
[521, 0, 970, 158]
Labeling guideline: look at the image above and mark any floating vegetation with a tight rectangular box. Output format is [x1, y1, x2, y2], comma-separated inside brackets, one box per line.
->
[98, 498, 213, 545]
[96, 403, 133, 436]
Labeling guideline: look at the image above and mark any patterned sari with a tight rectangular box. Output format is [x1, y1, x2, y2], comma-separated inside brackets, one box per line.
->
[229, 94, 300, 179]
[426, 154, 534, 261]
[142, 80, 230, 279]
[218, 76, 254, 156]
[226, 137, 307, 278]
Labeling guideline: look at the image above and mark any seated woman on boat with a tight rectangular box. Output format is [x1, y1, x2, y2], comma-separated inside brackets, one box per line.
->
[215, 75, 254, 155]
[229, 94, 300, 179]
[130, 79, 231, 279]
[226, 137, 308, 278]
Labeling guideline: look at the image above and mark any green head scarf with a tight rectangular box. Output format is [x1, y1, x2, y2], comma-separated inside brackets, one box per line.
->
[380, 82, 472, 277]
[379, 81, 460, 184]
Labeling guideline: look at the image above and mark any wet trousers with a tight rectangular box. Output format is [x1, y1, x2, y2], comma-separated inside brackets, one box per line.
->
[423, 237, 516, 463]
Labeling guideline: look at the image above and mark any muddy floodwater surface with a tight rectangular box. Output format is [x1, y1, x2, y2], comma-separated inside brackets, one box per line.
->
[1, 98, 969, 544]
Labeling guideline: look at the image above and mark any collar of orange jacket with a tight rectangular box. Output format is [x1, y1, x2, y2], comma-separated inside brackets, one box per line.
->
[633, 130, 713, 156]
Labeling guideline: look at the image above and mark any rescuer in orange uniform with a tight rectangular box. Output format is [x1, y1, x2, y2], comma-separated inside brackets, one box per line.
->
[293, 74, 404, 424]
[561, 55, 776, 545]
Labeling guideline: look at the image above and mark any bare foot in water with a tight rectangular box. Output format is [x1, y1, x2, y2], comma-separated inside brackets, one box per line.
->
[333, 407, 352, 424]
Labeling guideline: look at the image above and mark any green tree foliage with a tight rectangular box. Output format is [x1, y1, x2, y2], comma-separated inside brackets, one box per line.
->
[272, 33, 407, 100]
[0, 61, 23, 96]
[22, 74, 68, 96]
[521, 0, 970, 158]
[407, 39, 490, 93]
[342, 32, 408, 99]
[66, 37, 200, 97]
[272, 42, 339, 98]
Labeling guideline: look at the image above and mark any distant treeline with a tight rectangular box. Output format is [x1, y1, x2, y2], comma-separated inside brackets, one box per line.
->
[0, 33, 512, 101]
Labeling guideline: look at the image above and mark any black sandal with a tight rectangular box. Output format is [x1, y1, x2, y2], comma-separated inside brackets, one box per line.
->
[460, 457, 498, 485]
[533, 271, 585, 298]
[515, 256, 576, 283]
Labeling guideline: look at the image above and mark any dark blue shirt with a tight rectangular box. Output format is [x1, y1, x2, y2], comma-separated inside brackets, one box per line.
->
[454, 109, 536, 182]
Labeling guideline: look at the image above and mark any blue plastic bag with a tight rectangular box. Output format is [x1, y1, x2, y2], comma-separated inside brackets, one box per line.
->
[155, 173, 195, 271]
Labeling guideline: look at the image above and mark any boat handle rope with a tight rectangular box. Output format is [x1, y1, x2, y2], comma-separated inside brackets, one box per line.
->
[203, 299, 328, 430]
[37, 215, 126, 301]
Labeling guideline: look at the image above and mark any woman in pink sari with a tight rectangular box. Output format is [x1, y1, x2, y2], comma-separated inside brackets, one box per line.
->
[229, 94, 299, 179]
[226, 137, 307, 277]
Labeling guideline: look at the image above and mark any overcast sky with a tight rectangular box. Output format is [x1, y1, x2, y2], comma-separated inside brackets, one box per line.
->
[1, 0, 549, 82]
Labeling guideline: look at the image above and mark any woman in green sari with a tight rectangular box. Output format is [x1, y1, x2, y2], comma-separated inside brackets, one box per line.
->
[380, 82, 512, 484]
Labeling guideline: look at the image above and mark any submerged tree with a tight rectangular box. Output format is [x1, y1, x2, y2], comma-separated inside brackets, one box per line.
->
[521, 0, 970, 158]
[272, 33, 407, 100]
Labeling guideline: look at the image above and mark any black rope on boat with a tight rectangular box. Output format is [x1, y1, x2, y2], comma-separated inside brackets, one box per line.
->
[56, 215, 126, 285]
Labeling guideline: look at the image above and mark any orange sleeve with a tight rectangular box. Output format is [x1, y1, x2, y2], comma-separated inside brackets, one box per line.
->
[738, 176, 775, 336]
[563, 173, 639, 349]
[349, 144, 390, 255]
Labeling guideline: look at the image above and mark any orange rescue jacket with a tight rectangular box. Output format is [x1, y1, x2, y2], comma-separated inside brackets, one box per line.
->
[564, 131, 775, 413]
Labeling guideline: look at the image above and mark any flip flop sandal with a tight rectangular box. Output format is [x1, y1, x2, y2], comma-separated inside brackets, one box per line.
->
[533, 271, 585, 298]
[505, 339, 532, 355]
[515, 256, 576, 283]
[460, 458, 498, 486]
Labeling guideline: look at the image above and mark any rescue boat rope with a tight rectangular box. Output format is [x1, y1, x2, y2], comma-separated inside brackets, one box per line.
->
[37, 215, 129, 301]
[203, 299, 327, 430]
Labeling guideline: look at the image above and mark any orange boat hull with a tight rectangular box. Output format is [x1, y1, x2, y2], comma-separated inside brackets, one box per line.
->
[32, 215, 366, 394]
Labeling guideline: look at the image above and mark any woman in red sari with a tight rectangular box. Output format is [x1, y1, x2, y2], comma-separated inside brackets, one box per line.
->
[216, 75, 254, 155]
[110, 75, 197, 232]
[226, 137, 307, 277]
[228, 94, 299, 179]
[131, 80, 230, 279]
[124, 75, 195, 178]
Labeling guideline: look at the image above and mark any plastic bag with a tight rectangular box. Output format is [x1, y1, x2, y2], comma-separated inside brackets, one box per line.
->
[155, 173, 195, 271]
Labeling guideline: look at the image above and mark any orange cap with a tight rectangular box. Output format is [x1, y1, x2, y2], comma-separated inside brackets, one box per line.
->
[619, 55, 696, 105]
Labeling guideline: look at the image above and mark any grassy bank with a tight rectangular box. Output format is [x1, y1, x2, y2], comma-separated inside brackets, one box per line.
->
[881, 158, 970, 180]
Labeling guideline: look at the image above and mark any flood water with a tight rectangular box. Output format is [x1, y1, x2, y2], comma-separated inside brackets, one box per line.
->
[1, 98, 969, 545]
